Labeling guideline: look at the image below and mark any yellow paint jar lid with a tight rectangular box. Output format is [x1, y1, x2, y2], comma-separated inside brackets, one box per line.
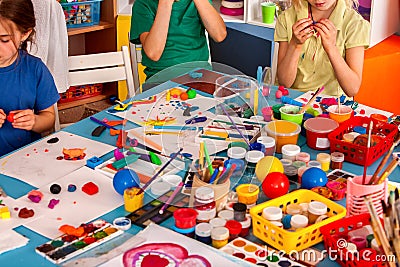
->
[265, 120, 301, 137]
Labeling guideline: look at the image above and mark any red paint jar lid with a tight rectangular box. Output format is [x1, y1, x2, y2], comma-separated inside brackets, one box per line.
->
[225, 220, 242, 235]
[173, 208, 198, 229]
[303, 117, 339, 133]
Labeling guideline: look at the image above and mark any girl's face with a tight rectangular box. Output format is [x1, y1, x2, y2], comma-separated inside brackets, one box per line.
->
[308, 0, 337, 11]
[0, 19, 31, 67]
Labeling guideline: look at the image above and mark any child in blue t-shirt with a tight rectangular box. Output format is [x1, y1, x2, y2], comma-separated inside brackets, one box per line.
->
[0, 0, 60, 157]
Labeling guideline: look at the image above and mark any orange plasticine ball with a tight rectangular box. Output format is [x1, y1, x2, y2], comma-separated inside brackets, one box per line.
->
[180, 92, 189, 101]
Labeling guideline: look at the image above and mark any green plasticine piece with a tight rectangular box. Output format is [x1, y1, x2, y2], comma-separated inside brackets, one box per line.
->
[112, 154, 140, 169]
[149, 151, 162, 165]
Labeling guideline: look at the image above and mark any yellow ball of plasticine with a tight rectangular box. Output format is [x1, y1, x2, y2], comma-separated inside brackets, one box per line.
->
[255, 156, 284, 182]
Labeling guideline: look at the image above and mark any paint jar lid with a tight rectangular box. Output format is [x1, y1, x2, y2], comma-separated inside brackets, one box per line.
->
[211, 226, 229, 240]
[343, 132, 359, 142]
[218, 209, 234, 221]
[257, 136, 276, 148]
[225, 220, 242, 235]
[195, 223, 212, 237]
[308, 201, 328, 216]
[292, 160, 306, 169]
[308, 160, 322, 169]
[284, 165, 298, 176]
[250, 115, 265, 122]
[290, 214, 309, 229]
[113, 217, 131, 231]
[280, 158, 293, 166]
[281, 144, 301, 156]
[296, 152, 311, 162]
[195, 186, 215, 202]
[245, 150, 265, 163]
[303, 117, 339, 133]
[209, 217, 227, 228]
[270, 221, 283, 228]
[150, 181, 171, 196]
[232, 202, 247, 212]
[286, 204, 302, 215]
[331, 152, 344, 162]
[262, 206, 283, 221]
[227, 146, 247, 159]
[317, 153, 331, 163]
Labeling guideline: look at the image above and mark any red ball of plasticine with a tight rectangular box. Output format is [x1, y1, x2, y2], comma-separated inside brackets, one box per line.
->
[278, 85, 285, 92]
[282, 89, 289, 96]
[18, 207, 35, 218]
[6, 113, 14, 123]
[180, 92, 189, 101]
[275, 90, 283, 99]
[82, 182, 99, 195]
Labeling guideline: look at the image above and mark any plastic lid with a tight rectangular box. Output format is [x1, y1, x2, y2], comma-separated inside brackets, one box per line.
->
[232, 202, 247, 212]
[270, 221, 283, 228]
[195, 186, 215, 201]
[150, 181, 171, 196]
[290, 214, 309, 229]
[211, 226, 229, 240]
[209, 217, 227, 228]
[218, 209, 234, 221]
[353, 126, 367, 135]
[308, 160, 322, 169]
[331, 152, 344, 162]
[280, 158, 293, 166]
[240, 215, 252, 228]
[284, 165, 298, 175]
[245, 150, 265, 163]
[225, 220, 242, 235]
[195, 223, 212, 237]
[292, 161, 306, 169]
[327, 105, 353, 115]
[282, 144, 301, 156]
[227, 146, 247, 159]
[303, 117, 339, 133]
[308, 201, 328, 215]
[265, 120, 301, 137]
[343, 132, 359, 142]
[296, 152, 310, 162]
[257, 136, 276, 148]
[286, 204, 302, 215]
[262, 206, 283, 221]
[316, 153, 331, 163]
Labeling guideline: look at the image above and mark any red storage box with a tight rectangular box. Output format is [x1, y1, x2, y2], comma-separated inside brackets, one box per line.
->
[328, 116, 398, 166]
[59, 84, 103, 104]
[320, 213, 386, 267]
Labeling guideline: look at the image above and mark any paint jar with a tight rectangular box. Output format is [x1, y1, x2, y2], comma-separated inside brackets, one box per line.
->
[303, 117, 338, 150]
[316, 153, 331, 172]
[343, 132, 357, 143]
[211, 226, 229, 249]
[233, 202, 247, 222]
[326, 180, 347, 200]
[272, 104, 284, 119]
[290, 214, 309, 230]
[307, 201, 328, 224]
[308, 160, 322, 169]
[292, 160, 306, 169]
[195, 223, 212, 244]
[349, 236, 367, 250]
[225, 220, 243, 240]
[280, 105, 305, 125]
[283, 165, 298, 182]
[348, 225, 373, 240]
[286, 203, 302, 215]
[280, 158, 293, 167]
[257, 136, 276, 156]
[194, 186, 216, 223]
[218, 209, 234, 221]
[249, 142, 266, 154]
[243, 150, 264, 183]
[227, 146, 247, 160]
[366, 234, 375, 248]
[262, 206, 283, 222]
[192, 175, 230, 211]
[172, 225, 195, 238]
[228, 141, 249, 151]
[327, 105, 353, 123]
[209, 217, 227, 228]
[264, 120, 301, 153]
[281, 144, 301, 161]
[299, 202, 309, 217]
[239, 215, 252, 237]
[173, 208, 198, 229]
[295, 152, 310, 164]
[297, 166, 308, 183]
[123, 187, 144, 212]
[330, 152, 344, 170]
[262, 106, 273, 122]
[236, 184, 259, 206]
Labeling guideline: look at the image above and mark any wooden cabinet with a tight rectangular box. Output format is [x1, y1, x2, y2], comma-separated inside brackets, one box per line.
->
[58, 0, 117, 112]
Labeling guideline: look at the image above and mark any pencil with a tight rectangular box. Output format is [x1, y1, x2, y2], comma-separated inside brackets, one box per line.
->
[159, 182, 184, 214]
[203, 141, 214, 176]
[218, 103, 250, 146]
[209, 167, 222, 184]
[199, 142, 204, 170]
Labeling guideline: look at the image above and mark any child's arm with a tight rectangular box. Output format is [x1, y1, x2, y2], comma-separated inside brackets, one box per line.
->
[314, 19, 364, 97]
[140, 0, 174, 61]
[0, 109, 5, 128]
[277, 18, 314, 88]
[194, 0, 227, 43]
[10, 106, 55, 133]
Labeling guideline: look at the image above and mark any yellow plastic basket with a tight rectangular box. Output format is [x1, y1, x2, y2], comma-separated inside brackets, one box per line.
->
[249, 189, 346, 253]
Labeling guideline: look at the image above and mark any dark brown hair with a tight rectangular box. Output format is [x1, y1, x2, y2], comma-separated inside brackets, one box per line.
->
[0, 0, 36, 51]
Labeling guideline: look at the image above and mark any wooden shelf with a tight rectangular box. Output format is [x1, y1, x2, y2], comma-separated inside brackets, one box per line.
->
[67, 21, 114, 36]
[58, 95, 109, 110]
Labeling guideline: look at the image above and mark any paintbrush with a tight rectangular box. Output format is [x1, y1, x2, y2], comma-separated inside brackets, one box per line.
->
[299, 86, 324, 114]
[362, 121, 374, 184]
[218, 103, 250, 147]
[389, 191, 400, 259]
[374, 157, 400, 185]
[369, 135, 400, 185]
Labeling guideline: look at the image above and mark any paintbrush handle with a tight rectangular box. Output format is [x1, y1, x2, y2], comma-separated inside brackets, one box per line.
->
[370, 137, 400, 185]
[299, 87, 322, 114]
[159, 182, 184, 214]
[374, 158, 400, 185]
[218, 104, 250, 146]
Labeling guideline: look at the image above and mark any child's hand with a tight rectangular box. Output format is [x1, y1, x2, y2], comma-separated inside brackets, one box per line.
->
[0, 109, 5, 128]
[291, 18, 314, 46]
[10, 109, 36, 131]
[314, 19, 337, 53]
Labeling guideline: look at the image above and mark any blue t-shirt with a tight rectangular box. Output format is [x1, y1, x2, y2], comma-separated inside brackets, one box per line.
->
[0, 50, 60, 157]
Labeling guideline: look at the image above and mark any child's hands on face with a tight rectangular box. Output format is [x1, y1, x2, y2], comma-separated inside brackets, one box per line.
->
[313, 19, 337, 52]
[0, 109, 5, 128]
[292, 18, 314, 46]
[9, 109, 35, 131]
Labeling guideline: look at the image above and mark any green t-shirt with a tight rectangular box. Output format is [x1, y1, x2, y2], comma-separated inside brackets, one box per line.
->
[130, 0, 210, 79]
[274, 0, 370, 96]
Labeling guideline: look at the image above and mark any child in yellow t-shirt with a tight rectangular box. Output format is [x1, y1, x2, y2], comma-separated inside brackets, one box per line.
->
[274, 0, 370, 97]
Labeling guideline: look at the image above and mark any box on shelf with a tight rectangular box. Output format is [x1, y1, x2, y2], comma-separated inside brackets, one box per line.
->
[58, 83, 103, 104]
[60, 0, 103, 28]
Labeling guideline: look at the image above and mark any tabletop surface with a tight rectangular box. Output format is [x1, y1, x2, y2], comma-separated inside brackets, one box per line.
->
[0, 73, 398, 267]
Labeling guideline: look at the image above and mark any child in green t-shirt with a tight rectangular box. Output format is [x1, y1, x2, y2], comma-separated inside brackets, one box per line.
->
[274, 0, 370, 97]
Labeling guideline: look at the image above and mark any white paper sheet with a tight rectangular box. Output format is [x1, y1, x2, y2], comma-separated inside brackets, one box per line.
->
[0, 131, 115, 188]
[0, 229, 29, 255]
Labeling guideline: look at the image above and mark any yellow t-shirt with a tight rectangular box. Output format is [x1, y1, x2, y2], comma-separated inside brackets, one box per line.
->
[274, 0, 370, 96]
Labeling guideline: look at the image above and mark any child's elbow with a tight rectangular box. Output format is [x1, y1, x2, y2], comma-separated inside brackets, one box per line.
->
[146, 51, 162, 62]
[212, 29, 227, 43]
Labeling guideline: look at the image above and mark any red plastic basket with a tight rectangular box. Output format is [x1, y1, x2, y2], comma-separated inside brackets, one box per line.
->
[328, 116, 398, 166]
[59, 84, 103, 104]
[320, 213, 386, 267]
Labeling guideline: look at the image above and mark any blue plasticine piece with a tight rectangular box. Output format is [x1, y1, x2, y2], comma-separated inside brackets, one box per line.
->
[188, 71, 203, 79]
[281, 96, 304, 107]
[86, 156, 104, 169]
